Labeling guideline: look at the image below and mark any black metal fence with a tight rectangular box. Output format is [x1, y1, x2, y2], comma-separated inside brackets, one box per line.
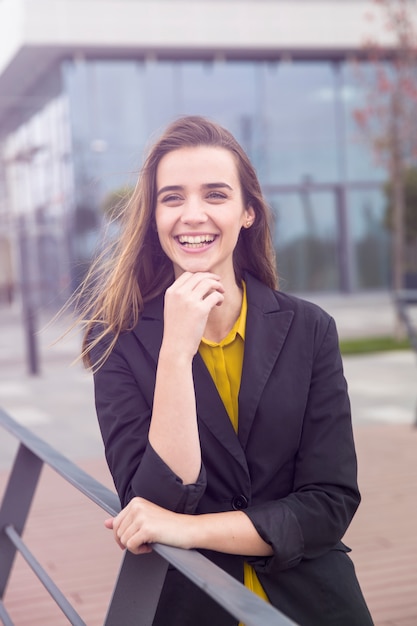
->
[0, 408, 296, 626]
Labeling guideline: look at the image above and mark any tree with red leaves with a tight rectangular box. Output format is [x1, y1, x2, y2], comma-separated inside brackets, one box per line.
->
[353, 0, 417, 291]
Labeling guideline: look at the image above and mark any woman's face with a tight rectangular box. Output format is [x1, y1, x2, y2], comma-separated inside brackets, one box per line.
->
[154, 146, 254, 281]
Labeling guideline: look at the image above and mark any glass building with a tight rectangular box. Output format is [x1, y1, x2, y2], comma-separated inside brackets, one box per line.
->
[0, 2, 393, 306]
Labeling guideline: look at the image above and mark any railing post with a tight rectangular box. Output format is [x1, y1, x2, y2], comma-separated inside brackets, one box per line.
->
[394, 290, 417, 426]
[104, 550, 168, 626]
[0, 443, 43, 597]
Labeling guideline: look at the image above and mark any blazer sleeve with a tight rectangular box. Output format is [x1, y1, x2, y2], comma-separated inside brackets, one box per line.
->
[91, 332, 207, 511]
[243, 313, 360, 573]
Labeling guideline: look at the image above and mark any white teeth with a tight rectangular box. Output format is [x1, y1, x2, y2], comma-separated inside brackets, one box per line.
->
[178, 235, 215, 244]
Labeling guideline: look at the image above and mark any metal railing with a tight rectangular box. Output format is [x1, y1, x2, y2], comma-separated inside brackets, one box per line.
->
[0, 408, 296, 625]
[395, 289, 417, 426]
[395, 289, 417, 354]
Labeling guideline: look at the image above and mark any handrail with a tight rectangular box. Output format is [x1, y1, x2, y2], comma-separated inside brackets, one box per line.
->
[0, 408, 297, 625]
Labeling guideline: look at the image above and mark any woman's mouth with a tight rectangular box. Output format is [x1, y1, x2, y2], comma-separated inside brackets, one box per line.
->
[176, 234, 217, 248]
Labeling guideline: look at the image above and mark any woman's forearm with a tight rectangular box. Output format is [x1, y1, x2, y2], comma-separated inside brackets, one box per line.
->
[187, 510, 273, 556]
[148, 272, 225, 486]
[148, 344, 201, 485]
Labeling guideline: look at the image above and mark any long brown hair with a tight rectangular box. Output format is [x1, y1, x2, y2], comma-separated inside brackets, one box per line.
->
[77, 115, 278, 368]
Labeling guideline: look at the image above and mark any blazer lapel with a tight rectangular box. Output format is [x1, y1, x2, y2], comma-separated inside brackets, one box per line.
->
[238, 274, 294, 449]
[193, 354, 250, 472]
[132, 293, 165, 364]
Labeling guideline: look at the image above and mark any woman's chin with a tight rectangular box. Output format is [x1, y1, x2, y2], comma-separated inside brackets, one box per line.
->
[173, 261, 213, 276]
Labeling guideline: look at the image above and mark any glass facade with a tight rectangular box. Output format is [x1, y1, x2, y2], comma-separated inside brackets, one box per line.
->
[1, 78, 74, 306]
[348, 187, 391, 289]
[0, 56, 392, 302]
[262, 62, 340, 185]
[341, 63, 388, 184]
[270, 189, 340, 292]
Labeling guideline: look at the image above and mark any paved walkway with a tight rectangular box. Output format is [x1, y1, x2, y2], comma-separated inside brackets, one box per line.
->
[0, 294, 417, 625]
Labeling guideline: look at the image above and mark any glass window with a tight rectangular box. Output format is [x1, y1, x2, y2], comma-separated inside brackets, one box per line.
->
[142, 60, 265, 171]
[2, 89, 75, 304]
[269, 189, 340, 292]
[63, 59, 148, 204]
[262, 62, 339, 185]
[348, 188, 391, 289]
[341, 62, 387, 183]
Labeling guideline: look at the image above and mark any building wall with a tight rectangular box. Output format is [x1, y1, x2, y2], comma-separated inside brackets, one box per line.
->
[0, 0, 395, 65]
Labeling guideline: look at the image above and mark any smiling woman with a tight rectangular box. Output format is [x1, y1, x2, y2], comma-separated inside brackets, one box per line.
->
[154, 146, 255, 282]
[71, 116, 374, 626]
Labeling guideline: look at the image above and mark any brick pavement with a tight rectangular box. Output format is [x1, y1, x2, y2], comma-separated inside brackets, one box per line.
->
[344, 424, 417, 626]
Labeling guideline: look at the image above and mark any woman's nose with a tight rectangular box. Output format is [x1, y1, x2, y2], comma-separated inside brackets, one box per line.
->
[180, 200, 208, 223]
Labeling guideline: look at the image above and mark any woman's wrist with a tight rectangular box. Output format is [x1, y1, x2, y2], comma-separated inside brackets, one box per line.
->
[158, 340, 196, 366]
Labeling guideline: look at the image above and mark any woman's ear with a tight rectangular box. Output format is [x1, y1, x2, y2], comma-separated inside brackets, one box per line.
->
[243, 206, 255, 229]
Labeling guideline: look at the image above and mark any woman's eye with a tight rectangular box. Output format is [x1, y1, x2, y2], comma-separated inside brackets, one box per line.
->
[207, 191, 227, 200]
[162, 194, 182, 203]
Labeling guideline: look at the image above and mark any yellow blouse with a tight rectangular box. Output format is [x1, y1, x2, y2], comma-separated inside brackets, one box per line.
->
[199, 282, 269, 623]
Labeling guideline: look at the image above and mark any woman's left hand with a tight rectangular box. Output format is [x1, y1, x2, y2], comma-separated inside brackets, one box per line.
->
[105, 496, 274, 557]
[104, 497, 191, 555]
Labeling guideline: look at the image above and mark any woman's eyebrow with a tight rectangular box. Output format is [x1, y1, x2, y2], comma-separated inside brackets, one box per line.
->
[157, 182, 233, 197]
[203, 182, 233, 191]
[157, 185, 184, 197]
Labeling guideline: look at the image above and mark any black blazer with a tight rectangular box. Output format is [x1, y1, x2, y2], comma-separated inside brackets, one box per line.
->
[92, 273, 373, 626]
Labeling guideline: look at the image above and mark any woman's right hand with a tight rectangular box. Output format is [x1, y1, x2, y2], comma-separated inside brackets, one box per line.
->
[162, 272, 225, 358]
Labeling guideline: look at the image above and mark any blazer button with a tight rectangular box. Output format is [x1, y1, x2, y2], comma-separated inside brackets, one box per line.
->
[232, 495, 248, 510]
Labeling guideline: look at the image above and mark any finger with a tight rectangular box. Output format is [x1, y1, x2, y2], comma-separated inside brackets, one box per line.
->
[104, 518, 114, 529]
[112, 514, 135, 549]
[196, 279, 225, 297]
[192, 284, 225, 312]
[136, 544, 153, 555]
[111, 526, 127, 551]
[204, 290, 225, 309]
[125, 542, 152, 556]
[170, 271, 221, 292]
[165, 276, 224, 318]
[116, 513, 147, 549]
[125, 528, 153, 554]
[189, 277, 225, 300]
[167, 270, 198, 290]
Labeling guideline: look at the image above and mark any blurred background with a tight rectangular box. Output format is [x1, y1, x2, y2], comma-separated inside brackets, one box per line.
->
[0, 1, 417, 625]
[1, 0, 416, 314]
